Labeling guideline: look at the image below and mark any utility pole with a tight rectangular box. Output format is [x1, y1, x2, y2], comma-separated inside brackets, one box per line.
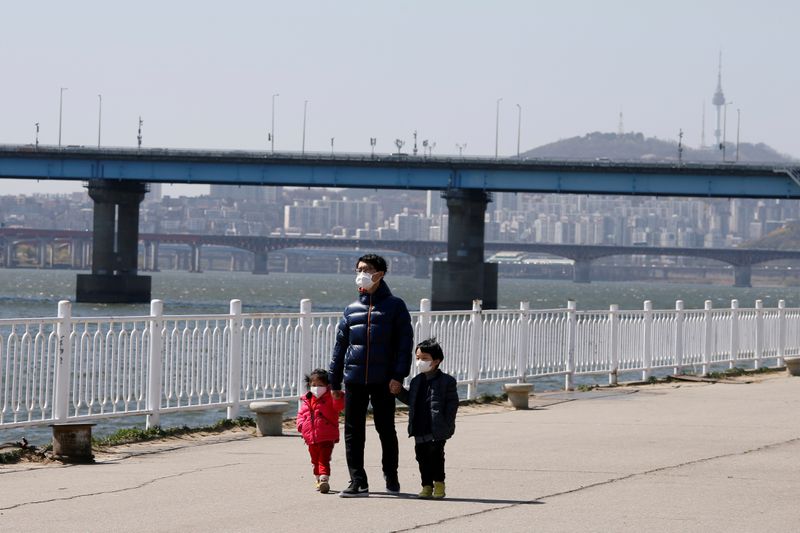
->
[515, 103, 522, 158]
[137, 116, 143, 150]
[34, 122, 39, 149]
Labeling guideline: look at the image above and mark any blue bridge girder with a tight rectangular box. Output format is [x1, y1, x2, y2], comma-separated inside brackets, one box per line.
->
[2, 144, 800, 198]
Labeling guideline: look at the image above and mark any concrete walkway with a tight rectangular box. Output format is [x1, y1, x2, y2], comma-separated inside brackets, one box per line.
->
[2, 374, 799, 532]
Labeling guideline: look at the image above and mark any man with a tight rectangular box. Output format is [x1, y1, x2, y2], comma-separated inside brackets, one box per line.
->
[329, 253, 414, 497]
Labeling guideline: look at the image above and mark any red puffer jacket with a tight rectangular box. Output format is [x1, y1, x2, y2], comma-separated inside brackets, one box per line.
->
[296, 389, 344, 445]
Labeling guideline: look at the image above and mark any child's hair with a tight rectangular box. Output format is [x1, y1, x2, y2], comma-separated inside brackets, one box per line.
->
[416, 337, 444, 361]
[305, 368, 330, 388]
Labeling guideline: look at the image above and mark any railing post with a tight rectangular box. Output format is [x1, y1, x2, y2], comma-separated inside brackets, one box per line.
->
[642, 300, 653, 381]
[702, 300, 713, 376]
[467, 299, 483, 399]
[609, 304, 619, 385]
[777, 299, 786, 367]
[297, 299, 313, 397]
[53, 300, 72, 422]
[754, 299, 764, 370]
[517, 302, 530, 383]
[674, 300, 684, 375]
[729, 299, 739, 369]
[146, 299, 164, 428]
[226, 299, 244, 419]
[565, 300, 577, 391]
[419, 298, 432, 342]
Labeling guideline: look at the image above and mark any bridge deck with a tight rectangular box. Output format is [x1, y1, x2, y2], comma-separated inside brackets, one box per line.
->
[1, 145, 798, 198]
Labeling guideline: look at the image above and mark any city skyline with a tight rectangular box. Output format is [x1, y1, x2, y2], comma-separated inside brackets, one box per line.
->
[1, 1, 798, 195]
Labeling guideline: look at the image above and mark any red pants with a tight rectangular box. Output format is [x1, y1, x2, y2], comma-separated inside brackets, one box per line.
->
[308, 441, 335, 476]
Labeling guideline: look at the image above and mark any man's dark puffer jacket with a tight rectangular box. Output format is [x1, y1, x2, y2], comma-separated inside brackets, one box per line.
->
[329, 280, 413, 389]
[397, 369, 459, 441]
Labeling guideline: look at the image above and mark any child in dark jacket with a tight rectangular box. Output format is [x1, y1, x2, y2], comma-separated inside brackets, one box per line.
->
[296, 369, 345, 494]
[395, 338, 459, 499]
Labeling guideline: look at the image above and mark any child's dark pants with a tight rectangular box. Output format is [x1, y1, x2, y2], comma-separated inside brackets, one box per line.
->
[414, 440, 446, 486]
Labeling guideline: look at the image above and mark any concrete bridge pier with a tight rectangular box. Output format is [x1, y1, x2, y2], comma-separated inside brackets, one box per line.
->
[413, 255, 430, 279]
[734, 264, 752, 287]
[573, 259, 592, 283]
[253, 248, 269, 274]
[141, 241, 159, 272]
[432, 189, 497, 310]
[76, 180, 151, 303]
[190, 244, 203, 273]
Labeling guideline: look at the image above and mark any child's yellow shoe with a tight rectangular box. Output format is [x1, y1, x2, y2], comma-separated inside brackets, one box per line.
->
[432, 481, 446, 499]
[418, 485, 433, 499]
[315, 480, 321, 491]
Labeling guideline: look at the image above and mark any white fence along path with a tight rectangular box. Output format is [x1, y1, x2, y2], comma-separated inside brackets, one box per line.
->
[1, 297, 796, 431]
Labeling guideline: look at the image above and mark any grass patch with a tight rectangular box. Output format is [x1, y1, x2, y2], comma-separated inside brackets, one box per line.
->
[0, 449, 23, 464]
[702, 365, 785, 379]
[93, 417, 255, 447]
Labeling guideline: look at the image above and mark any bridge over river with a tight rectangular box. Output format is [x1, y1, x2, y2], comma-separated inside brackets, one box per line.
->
[3, 227, 799, 287]
[2, 144, 799, 306]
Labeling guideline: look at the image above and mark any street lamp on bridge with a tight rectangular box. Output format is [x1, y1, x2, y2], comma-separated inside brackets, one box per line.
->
[495, 97, 503, 159]
[58, 87, 67, 147]
[271, 93, 279, 153]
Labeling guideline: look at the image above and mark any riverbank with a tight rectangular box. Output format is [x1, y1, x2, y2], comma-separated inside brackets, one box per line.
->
[2, 372, 798, 532]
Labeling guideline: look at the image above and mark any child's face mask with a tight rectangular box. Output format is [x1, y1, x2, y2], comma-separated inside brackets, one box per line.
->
[310, 386, 327, 398]
[415, 359, 434, 373]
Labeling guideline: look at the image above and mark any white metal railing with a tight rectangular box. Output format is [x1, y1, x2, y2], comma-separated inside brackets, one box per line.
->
[1, 297, 795, 432]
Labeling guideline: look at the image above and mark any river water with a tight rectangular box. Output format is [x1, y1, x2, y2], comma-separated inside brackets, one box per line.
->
[3, 268, 798, 445]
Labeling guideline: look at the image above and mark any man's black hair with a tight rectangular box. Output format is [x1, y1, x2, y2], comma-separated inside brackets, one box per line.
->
[304, 368, 330, 388]
[356, 253, 388, 273]
[416, 337, 444, 361]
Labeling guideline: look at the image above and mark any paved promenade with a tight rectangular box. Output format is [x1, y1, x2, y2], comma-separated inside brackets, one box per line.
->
[2, 374, 799, 532]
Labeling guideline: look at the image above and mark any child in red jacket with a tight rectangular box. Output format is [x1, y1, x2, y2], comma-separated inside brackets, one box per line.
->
[297, 369, 345, 494]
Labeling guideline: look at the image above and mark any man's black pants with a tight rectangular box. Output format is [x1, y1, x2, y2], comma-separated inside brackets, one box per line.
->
[344, 382, 398, 487]
[414, 440, 446, 486]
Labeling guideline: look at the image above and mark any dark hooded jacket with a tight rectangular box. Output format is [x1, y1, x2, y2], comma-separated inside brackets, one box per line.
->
[329, 280, 413, 389]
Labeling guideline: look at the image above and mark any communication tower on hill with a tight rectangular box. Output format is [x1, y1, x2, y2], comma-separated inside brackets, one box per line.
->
[712, 52, 726, 147]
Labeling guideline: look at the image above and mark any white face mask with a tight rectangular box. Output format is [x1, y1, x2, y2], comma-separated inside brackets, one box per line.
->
[310, 386, 327, 398]
[355, 271, 376, 290]
[416, 359, 434, 373]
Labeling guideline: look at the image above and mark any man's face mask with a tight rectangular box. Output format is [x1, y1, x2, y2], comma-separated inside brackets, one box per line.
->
[355, 270, 377, 290]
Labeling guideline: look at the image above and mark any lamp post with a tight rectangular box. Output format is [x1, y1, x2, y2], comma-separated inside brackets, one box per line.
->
[721, 101, 733, 161]
[302, 99, 308, 155]
[34, 122, 39, 149]
[58, 87, 67, 147]
[330, 137, 334, 155]
[515, 103, 522, 158]
[271, 93, 279, 153]
[97, 94, 102, 148]
[736, 108, 741, 162]
[456, 143, 466, 157]
[137, 116, 143, 149]
[370, 137, 377, 157]
[495, 97, 503, 159]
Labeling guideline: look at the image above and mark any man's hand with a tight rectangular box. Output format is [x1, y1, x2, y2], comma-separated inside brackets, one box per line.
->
[331, 390, 343, 400]
[389, 379, 402, 395]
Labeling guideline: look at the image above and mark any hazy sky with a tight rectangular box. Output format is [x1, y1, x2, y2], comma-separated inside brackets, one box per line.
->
[2, 0, 798, 195]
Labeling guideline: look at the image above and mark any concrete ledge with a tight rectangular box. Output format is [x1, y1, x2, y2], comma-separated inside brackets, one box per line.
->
[785, 357, 800, 376]
[503, 383, 534, 410]
[249, 401, 290, 436]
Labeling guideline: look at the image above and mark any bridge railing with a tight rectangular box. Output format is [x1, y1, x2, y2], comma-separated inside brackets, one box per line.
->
[0, 297, 794, 432]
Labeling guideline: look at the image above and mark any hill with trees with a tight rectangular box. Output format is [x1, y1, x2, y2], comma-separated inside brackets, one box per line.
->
[522, 132, 794, 163]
